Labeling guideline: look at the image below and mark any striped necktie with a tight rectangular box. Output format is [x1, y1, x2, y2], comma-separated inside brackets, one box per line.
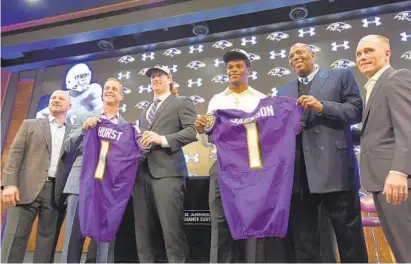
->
[147, 99, 160, 126]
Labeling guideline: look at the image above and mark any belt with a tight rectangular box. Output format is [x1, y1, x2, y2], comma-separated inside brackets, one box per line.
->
[46, 176, 55, 182]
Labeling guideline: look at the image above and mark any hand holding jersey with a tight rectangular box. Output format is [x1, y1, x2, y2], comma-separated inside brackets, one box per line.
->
[205, 96, 302, 240]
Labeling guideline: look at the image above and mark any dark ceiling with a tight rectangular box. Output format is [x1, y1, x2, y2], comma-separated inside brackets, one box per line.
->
[2, 0, 411, 72]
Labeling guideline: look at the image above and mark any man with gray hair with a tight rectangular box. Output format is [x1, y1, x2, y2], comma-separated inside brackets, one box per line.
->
[356, 34, 411, 262]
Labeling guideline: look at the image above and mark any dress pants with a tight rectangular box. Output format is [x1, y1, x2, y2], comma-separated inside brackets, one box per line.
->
[1, 181, 63, 263]
[61, 194, 115, 263]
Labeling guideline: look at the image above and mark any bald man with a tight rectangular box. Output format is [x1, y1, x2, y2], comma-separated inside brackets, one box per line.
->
[1, 90, 71, 263]
[278, 43, 367, 262]
[356, 35, 411, 262]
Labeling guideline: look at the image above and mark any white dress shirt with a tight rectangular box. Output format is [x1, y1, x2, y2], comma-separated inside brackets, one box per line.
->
[364, 65, 406, 177]
[297, 65, 319, 84]
[197, 86, 266, 159]
[364, 65, 391, 105]
[146, 92, 172, 148]
[48, 115, 66, 178]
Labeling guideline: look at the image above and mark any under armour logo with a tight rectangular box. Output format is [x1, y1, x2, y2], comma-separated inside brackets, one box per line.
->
[212, 40, 233, 49]
[400, 32, 411, 41]
[119, 104, 127, 113]
[298, 28, 315, 37]
[248, 71, 258, 80]
[271, 88, 279, 96]
[138, 85, 152, 94]
[362, 17, 381, 27]
[118, 71, 131, 80]
[189, 45, 204, 53]
[187, 78, 202, 88]
[266, 32, 289, 41]
[168, 64, 178, 73]
[241, 36, 257, 46]
[122, 87, 131, 94]
[189, 95, 205, 105]
[394, 11, 411, 21]
[185, 153, 200, 163]
[401, 51, 411, 60]
[141, 52, 155, 61]
[118, 55, 135, 64]
[214, 59, 224, 67]
[173, 81, 180, 88]
[163, 48, 182, 57]
[326, 22, 352, 32]
[135, 101, 151, 110]
[331, 41, 350, 51]
[270, 49, 287, 59]
[186, 61, 206, 70]
[138, 68, 150, 76]
[212, 74, 229, 84]
[248, 53, 261, 61]
[268, 67, 291, 77]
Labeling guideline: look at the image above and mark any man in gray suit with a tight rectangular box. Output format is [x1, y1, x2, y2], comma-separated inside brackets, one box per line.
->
[133, 65, 197, 263]
[278, 43, 367, 262]
[1, 90, 71, 263]
[356, 35, 411, 263]
[61, 78, 126, 263]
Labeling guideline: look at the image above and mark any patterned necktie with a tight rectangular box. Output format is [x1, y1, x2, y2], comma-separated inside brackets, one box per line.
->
[300, 77, 309, 84]
[147, 99, 160, 126]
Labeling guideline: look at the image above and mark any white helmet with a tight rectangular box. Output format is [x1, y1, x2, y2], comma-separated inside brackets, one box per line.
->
[65, 63, 92, 92]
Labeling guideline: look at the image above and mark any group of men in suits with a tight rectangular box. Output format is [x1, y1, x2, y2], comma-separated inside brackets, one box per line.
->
[1, 33, 410, 263]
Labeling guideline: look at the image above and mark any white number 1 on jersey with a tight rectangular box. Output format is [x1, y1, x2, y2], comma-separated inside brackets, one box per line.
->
[243, 122, 263, 169]
[94, 140, 110, 180]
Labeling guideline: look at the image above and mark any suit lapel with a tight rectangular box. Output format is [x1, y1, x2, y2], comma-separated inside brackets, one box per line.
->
[150, 95, 175, 129]
[361, 67, 393, 134]
[59, 123, 71, 160]
[289, 80, 299, 98]
[118, 115, 127, 125]
[308, 68, 328, 97]
[40, 118, 52, 153]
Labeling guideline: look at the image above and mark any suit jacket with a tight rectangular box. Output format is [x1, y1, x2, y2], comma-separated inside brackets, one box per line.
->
[139, 95, 197, 178]
[278, 68, 363, 193]
[2, 118, 70, 205]
[63, 110, 127, 195]
[360, 67, 411, 192]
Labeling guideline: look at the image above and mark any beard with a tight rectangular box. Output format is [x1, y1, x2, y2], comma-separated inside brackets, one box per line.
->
[231, 80, 242, 87]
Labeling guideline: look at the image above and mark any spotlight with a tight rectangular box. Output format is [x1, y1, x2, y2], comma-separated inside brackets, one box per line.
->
[192, 22, 209, 36]
[97, 40, 114, 51]
[289, 6, 308, 20]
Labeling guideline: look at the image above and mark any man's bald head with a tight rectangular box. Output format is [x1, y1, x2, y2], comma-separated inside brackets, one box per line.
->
[48, 90, 71, 116]
[288, 43, 316, 77]
[356, 35, 391, 79]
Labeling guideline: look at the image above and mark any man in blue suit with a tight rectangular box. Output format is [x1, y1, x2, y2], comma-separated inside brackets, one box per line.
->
[278, 43, 367, 262]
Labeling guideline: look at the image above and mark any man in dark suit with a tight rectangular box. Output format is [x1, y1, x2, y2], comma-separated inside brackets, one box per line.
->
[1, 90, 71, 263]
[278, 43, 368, 262]
[61, 78, 126, 263]
[356, 34, 411, 262]
[133, 65, 197, 263]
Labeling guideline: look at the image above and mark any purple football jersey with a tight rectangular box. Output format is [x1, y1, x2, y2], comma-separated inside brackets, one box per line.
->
[79, 119, 147, 242]
[206, 96, 302, 240]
